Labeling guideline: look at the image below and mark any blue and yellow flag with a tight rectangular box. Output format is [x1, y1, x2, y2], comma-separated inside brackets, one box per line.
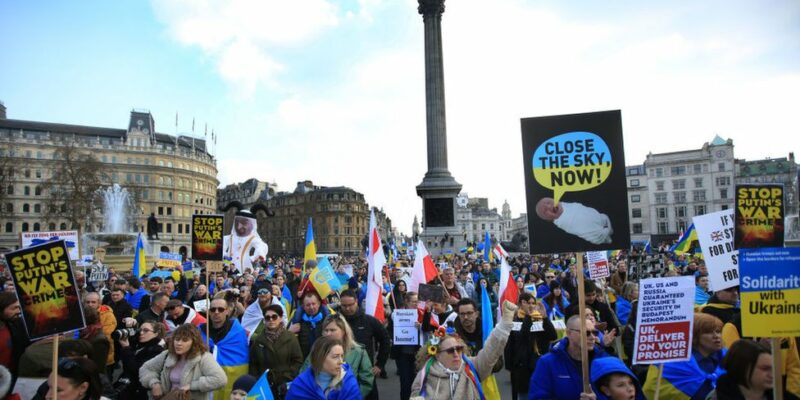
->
[132, 233, 146, 278]
[483, 232, 493, 263]
[309, 256, 342, 299]
[247, 370, 275, 400]
[670, 223, 697, 255]
[480, 278, 501, 400]
[303, 218, 316, 275]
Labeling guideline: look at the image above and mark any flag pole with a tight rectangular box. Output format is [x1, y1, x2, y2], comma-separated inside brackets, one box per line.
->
[576, 252, 591, 394]
[772, 338, 784, 400]
[206, 265, 210, 347]
[52, 334, 59, 400]
[654, 363, 664, 399]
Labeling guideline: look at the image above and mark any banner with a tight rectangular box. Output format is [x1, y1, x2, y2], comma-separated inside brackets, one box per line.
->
[392, 309, 419, 345]
[694, 210, 739, 290]
[633, 276, 694, 364]
[521, 110, 630, 254]
[587, 251, 610, 279]
[158, 252, 183, 268]
[88, 263, 108, 282]
[192, 214, 224, 260]
[20, 230, 80, 260]
[6, 240, 86, 339]
[740, 248, 800, 337]
[735, 184, 784, 249]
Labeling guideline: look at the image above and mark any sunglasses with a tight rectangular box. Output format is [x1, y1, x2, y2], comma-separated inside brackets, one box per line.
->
[439, 345, 465, 355]
[569, 328, 600, 337]
[257, 290, 270, 295]
[208, 307, 227, 313]
[264, 314, 280, 321]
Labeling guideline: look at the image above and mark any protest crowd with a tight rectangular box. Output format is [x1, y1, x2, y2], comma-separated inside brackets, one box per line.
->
[0, 212, 797, 400]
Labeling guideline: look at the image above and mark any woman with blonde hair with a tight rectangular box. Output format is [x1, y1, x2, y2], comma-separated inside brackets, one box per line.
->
[139, 324, 227, 399]
[409, 301, 517, 400]
[301, 314, 373, 398]
[286, 336, 361, 400]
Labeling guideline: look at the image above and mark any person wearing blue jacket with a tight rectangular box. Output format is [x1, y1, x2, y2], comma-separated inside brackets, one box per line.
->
[590, 357, 645, 400]
[615, 282, 638, 326]
[286, 336, 361, 400]
[529, 315, 610, 400]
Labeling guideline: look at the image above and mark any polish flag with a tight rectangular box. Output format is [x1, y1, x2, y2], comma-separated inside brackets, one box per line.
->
[365, 210, 386, 323]
[409, 240, 438, 293]
[496, 256, 519, 324]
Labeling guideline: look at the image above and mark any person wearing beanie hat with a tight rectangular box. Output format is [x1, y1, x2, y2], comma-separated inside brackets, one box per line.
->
[230, 374, 258, 400]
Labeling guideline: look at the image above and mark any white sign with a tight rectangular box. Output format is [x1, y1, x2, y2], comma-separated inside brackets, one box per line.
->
[21, 230, 80, 260]
[512, 320, 545, 332]
[587, 251, 610, 279]
[88, 263, 108, 282]
[392, 309, 419, 346]
[343, 264, 354, 278]
[694, 210, 739, 290]
[193, 299, 209, 312]
[633, 276, 694, 364]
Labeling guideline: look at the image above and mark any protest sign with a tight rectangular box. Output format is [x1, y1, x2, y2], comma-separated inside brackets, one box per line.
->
[512, 320, 545, 332]
[193, 299, 209, 313]
[521, 110, 630, 254]
[735, 184, 784, 249]
[392, 309, 419, 345]
[694, 210, 739, 290]
[633, 276, 694, 364]
[158, 252, 183, 268]
[192, 214, 224, 260]
[88, 263, 109, 282]
[93, 247, 106, 262]
[587, 251, 610, 279]
[740, 248, 800, 337]
[206, 261, 224, 273]
[20, 230, 80, 260]
[418, 284, 445, 303]
[6, 240, 86, 339]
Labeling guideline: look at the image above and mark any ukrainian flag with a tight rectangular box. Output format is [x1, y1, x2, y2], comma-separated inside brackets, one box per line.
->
[201, 319, 249, 400]
[132, 233, 146, 278]
[247, 370, 275, 400]
[481, 279, 501, 400]
[483, 232, 493, 263]
[303, 218, 316, 274]
[670, 223, 698, 255]
[309, 256, 341, 298]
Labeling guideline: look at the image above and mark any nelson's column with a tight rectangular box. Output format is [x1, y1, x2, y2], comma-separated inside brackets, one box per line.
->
[416, 0, 463, 255]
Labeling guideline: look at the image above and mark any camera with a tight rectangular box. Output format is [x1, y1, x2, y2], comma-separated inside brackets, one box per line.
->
[111, 328, 138, 340]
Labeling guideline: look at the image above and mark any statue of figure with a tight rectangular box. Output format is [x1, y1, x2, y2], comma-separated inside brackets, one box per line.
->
[147, 212, 160, 240]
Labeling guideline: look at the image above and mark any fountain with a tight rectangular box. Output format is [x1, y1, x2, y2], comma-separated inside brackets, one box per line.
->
[84, 184, 138, 256]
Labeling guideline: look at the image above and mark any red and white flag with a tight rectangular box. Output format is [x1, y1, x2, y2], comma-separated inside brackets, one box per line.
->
[493, 243, 508, 260]
[365, 210, 386, 323]
[496, 256, 519, 324]
[409, 240, 438, 293]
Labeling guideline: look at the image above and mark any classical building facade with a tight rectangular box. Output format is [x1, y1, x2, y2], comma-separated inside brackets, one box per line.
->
[0, 105, 218, 255]
[217, 178, 277, 206]
[453, 193, 511, 250]
[219, 180, 392, 256]
[626, 164, 651, 243]
[735, 154, 798, 213]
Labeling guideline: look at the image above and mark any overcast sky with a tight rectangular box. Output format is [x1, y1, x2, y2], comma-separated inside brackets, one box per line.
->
[2, 0, 798, 235]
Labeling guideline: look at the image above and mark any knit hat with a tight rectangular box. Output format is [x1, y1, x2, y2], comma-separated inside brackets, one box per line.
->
[232, 374, 258, 393]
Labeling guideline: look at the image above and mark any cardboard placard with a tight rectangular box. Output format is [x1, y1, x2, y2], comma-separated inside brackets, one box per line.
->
[694, 210, 739, 291]
[633, 276, 694, 365]
[6, 240, 86, 339]
[93, 247, 107, 262]
[418, 284, 445, 303]
[740, 248, 800, 337]
[206, 261, 224, 273]
[392, 309, 419, 346]
[521, 110, 630, 254]
[192, 214, 224, 261]
[20, 230, 80, 260]
[158, 252, 183, 268]
[587, 251, 610, 279]
[735, 184, 784, 249]
[88, 263, 109, 282]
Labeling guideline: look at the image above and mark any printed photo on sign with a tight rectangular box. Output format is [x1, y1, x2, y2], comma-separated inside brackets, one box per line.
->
[735, 184, 784, 249]
[739, 248, 800, 338]
[6, 240, 86, 339]
[694, 210, 739, 291]
[521, 110, 630, 254]
[192, 214, 224, 261]
[633, 276, 694, 365]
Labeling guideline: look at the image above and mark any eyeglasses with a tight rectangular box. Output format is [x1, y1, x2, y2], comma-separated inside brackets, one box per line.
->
[568, 328, 600, 337]
[139, 328, 154, 334]
[439, 345, 464, 355]
[208, 307, 227, 313]
[264, 314, 280, 321]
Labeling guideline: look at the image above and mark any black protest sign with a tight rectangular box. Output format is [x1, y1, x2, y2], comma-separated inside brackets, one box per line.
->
[6, 240, 86, 339]
[192, 214, 224, 261]
[521, 110, 630, 254]
[418, 284, 445, 303]
[735, 184, 784, 249]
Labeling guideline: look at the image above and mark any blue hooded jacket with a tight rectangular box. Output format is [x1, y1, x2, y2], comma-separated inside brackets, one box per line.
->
[615, 296, 632, 326]
[529, 336, 610, 400]
[286, 363, 361, 400]
[590, 357, 645, 400]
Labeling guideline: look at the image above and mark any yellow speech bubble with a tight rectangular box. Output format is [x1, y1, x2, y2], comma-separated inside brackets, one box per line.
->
[532, 131, 612, 205]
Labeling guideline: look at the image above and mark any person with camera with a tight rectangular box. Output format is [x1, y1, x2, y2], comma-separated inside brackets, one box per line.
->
[140, 324, 227, 400]
[116, 321, 166, 400]
[248, 304, 303, 399]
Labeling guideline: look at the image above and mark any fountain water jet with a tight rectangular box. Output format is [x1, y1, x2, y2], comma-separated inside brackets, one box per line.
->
[84, 184, 138, 255]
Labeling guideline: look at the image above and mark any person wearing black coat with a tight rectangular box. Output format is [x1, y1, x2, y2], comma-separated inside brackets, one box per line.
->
[116, 320, 166, 400]
[504, 293, 557, 400]
[339, 290, 391, 400]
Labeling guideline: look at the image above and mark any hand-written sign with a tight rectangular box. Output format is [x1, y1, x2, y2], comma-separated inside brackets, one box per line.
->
[392, 309, 419, 346]
[694, 210, 739, 291]
[633, 276, 694, 364]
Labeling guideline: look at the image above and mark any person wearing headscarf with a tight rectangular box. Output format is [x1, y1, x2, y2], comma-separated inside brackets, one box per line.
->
[222, 207, 269, 274]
